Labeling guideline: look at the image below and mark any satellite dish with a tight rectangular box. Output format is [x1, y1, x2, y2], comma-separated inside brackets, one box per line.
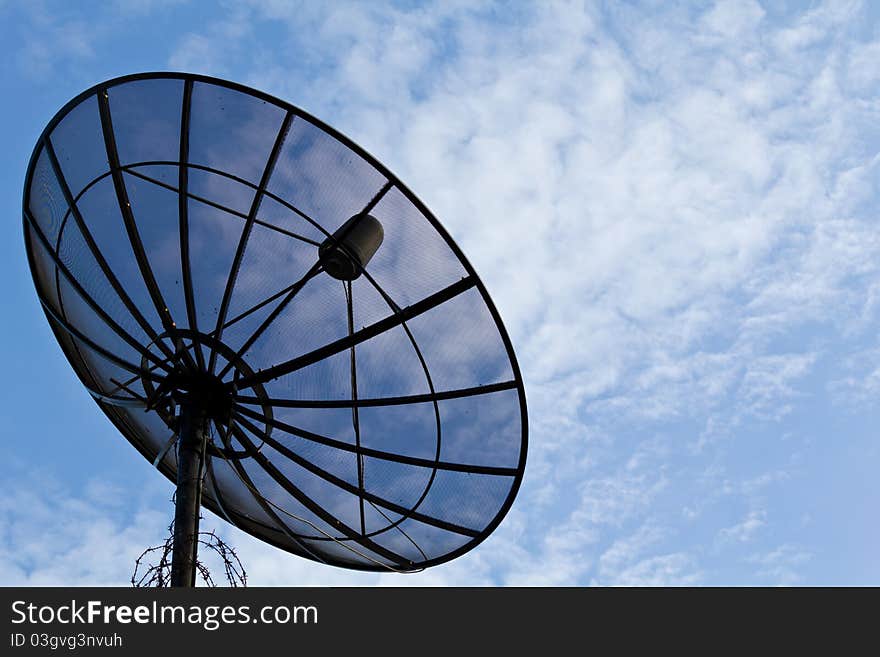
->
[22, 72, 527, 584]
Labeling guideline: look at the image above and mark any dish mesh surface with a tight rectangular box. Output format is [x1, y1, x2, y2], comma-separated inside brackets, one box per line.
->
[23, 73, 527, 571]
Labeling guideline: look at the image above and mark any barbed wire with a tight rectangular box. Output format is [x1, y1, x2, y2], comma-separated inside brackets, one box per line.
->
[131, 516, 247, 587]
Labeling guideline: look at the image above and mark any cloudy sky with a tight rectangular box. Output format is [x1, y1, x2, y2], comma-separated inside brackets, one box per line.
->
[2, 0, 880, 586]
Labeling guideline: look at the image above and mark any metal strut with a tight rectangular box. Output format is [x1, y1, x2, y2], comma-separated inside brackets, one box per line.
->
[170, 401, 209, 587]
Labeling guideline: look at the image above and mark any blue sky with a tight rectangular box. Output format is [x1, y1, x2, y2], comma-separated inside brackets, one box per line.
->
[2, 0, 880, 585]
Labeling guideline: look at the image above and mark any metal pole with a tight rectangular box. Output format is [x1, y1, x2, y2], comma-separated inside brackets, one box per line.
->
[170, 400, 208, 587]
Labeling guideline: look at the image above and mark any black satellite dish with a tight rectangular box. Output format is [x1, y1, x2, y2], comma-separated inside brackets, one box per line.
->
[22, 73, 527, 584]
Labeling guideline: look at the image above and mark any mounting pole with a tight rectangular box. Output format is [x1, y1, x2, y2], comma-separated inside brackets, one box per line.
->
[170, 399, 208, 587]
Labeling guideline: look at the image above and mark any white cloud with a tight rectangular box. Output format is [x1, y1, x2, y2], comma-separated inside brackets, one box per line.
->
[602, 553, 701, 587]
[109, 0, 187, 15]
[0, 469, 169, 586]
[11, 3, 95, 78]
[168, 6, 256, 73]
[746, 544, 813, 585]
[717, 509, 766, 545]
[701, 0, 765, 39]
[591, 522, 701, 586]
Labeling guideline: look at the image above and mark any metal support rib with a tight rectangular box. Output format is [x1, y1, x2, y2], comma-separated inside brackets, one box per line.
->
[242, 247, 448, 542]
[104, 264, 322, 399]
[215, 261, 322, 381]
[40, 295, 164, 382]
[233, 414, 479, 538]
[209, 111, 293, 375]
[203, 445, 248, 526]
[345, 281, 367, 535]
[106, 181, 400, 402]
[228, 422, 417, 564]
[47, 191, 107, 402]
[211, 423, 328, 564]
[233, 405, 516, 476]
[216, 179, 393, 381]
[123, 166, 319, 246]
[25, 209, 174, 374]
[233, 276, 476, 390]
[204, 455, 237, 526]
[97, 89, 197, 373]
[43, 139, 179, 365]
[178, 79, 205, 371]
[354, 269, 445, 543]
[47, 156, 394, 398]
[233, 380, 519, 408]
[51, 159, 322, 258]
[69, 158, 324, 245]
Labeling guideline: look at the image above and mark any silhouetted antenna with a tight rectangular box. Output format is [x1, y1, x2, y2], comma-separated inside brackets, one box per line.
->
[23, 73, 528, 585]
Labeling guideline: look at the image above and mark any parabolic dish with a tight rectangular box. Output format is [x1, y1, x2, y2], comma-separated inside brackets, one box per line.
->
[22, 72, 527, 572]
